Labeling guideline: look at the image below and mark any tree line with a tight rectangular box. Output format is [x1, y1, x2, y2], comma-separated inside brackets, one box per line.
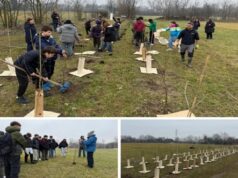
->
[122, 133, 238, 145]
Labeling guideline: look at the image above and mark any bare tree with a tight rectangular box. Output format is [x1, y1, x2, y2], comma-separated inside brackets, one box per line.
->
[117, 0, 137, 19]
[73, 0, 83, 20]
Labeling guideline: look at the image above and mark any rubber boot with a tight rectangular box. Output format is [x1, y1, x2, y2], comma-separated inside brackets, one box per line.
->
[181, 55, 185, 62]
[30, 154, 35, 164]
[187, 57, 193, 68]
[25, 154, 28, 163]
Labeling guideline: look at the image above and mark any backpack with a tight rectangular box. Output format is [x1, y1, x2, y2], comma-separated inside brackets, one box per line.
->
[0, 132, 13, 156]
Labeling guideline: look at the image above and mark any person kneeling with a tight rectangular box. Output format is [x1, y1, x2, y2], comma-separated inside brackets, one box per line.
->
[14, 46, 57, 104]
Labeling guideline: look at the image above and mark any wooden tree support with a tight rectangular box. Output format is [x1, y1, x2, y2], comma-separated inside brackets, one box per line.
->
[157, 110, 195, 117]
[25, 89, 60, 117]
[0, 57, 16, 77]
[140, 55, 158, 74]
[70, 57, 93, 78]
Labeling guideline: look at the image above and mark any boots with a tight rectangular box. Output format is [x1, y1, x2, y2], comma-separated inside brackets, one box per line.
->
[181, 55, 185, 63]
[187, 57, 193, 68]
[25, 154, 28, 163]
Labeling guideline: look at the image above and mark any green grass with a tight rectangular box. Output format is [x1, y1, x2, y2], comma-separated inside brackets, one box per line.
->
[20, 148, 117, 178]
[0, 19, 237, 116]
[121, 143, 238, 178]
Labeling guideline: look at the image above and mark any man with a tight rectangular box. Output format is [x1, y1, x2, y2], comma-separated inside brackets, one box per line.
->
[205, 19, 215, 39]
[51, 11, 60, 32]
[24, 133, 34, 164]
[133, 17, 145, 47]
[40, 135, 49, 161]
[78, 136, 85, 158]
[4, 121, 27, 178]
[84, 131, 97, 168]
[34, 26, 67, 93]
[48, 136, 58, 158]
[14, 46, 57, 104]
[57, 20, 80, 56]
[32, 134, 40, 163]
[175, 22, 199, 68]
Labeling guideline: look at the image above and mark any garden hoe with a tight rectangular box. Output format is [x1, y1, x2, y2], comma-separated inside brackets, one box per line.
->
[0, 59, 71, 93]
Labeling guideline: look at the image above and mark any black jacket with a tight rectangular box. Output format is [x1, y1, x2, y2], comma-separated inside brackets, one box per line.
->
[193, 20, 200, 30]
[32, 138, 39, 149]
[59, 140, 68, 148]
[25, 136, 33, 148]
[177, 29, 199, 45]
[24, 23, 37, 43]
[104, 26, 116, 42]
[40, 138, 50, 150]
[205, 21, 215, 33]
[14, 50, 48, 77]
[49, 139, 58, 149]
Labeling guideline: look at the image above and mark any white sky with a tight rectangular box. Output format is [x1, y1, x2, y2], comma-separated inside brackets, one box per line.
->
[122, 120, 238, 138]
[0, 119, 118, 143]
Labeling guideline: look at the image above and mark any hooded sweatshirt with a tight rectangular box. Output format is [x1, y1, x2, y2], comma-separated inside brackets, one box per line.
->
[5, 126, 26, 156]
[133, 20, 145, 32]
[84, 134, 97, 153]
[57, 24, 80, 43]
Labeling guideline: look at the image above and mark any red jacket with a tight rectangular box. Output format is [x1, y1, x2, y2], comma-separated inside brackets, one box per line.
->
[133, 20, 145, 32]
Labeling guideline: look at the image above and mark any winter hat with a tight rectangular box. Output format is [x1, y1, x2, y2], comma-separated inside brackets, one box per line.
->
[64, 20, 72, 24]
[87, 131, 95, 137]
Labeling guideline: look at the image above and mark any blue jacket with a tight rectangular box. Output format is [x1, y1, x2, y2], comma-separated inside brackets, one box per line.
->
[24, 23, 37, 43]
[84, 135, 97, 152]
[165, 26, 181, 37]
[33, 34, 63, 55]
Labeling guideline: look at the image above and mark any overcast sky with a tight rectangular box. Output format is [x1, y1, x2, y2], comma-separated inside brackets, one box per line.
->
[122, 120, 238, 138]
[0, 119, 118, 143]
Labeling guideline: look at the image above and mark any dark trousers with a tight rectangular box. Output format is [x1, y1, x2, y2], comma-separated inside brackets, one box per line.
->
[41, 150, 48, 161]
[4, 155, 20, 178]
[45, 58, 56, 79]
[149, 31, 155, 44]
[85, 27, 91, 35]
[93, 37, 101, 50]
[52, 22, 58, 32]
[15, 68, 29, 97]
[206, 33, 213, 39]
[26, 42, 33, 52]
[24, 153, 33, 163]
[87, 152, 94, 168]
[135, 32, 144, 46]
[78, 147, 86, 157]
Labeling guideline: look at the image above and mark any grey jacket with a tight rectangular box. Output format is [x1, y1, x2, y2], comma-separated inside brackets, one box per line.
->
[57, 24, 80, 43]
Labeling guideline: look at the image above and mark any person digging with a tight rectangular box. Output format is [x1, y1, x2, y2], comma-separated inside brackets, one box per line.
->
[14, 46, 57, 104]
[175, 22, 199, 68]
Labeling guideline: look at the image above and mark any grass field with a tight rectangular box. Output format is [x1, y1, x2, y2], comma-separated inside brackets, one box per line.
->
[19, 148, 117, 178]
[121, 143, 238, 178]
[0, 18, 237, 117]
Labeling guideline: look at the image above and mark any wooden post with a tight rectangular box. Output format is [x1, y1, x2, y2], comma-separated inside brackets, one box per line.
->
[34, 89, 44, 117]
[142, 47, 147, 61]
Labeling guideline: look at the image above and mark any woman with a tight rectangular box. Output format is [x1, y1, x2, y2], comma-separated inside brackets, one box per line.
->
[24, 18, 37, 51]
[59, 139, 68, 157]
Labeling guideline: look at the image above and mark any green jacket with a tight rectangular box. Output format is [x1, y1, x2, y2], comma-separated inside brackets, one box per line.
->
[149, 22, 157, 32]
[5, 126, 27, 156]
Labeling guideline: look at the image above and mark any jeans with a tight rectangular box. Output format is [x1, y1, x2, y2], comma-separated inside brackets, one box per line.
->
[101, 41, 112, 53]
[49, 149, 54, 158]
[4, 155, 20, 178]
[87, 152, 94, 168]
[62, 42, 74, 56]
[168, 36, 177, 49]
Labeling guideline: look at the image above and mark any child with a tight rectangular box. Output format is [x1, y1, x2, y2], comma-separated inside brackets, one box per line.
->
[90, 20, 103, 51]
[14, 46, 56, 104]
[59, 139, 68, 157]
[24, 18, 37, 51]
[99, 21, 115, 56]
[40, 135, 49, 161]
[147, 19, 157, 45]
[57, 20, 80, 56]
[32, 134, 40, 163]
[113, 17, 121, 41]
[85, 19, 94, 36]
[175, 22, 199, 67]
[78, 136, 86, 157]
[84, 131, 97, 168]
[24, 133, 34, 164]
[133, 17, 145, 47]
[51, 11, 60, 32]
[164, 21, 181, 51]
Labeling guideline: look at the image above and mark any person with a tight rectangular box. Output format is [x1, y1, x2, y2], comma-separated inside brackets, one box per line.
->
[24, 18, 37, 51]
[85, 19, 94, 36]
[84, 131, 97, 168]
[78, 136, 86, 157]
[205, 19, 215, 39]
[57, 20, 80, 56]
[164, 21, 181, 51]
[113, 17, 121, 41]
[175, 22, 199, 68]
[133, 17, 145, 47]
[99, 21, 116, 56]
[90, 20, 103, 51]
[193, 18, 200, 31]
[38, 136, 42, 160]
[24, 133, 34, 164]
[59, 139, 68, 157]
[4, 121, 27, 178]
[147, 19, 157, 45]
[14, 46, 57, 104]
[32, 134, 40, 163]
[0, 131, 5, 178]
[40, 135, 49, 161]
[49, 136, 58, 158]
[34, 26, 67, 80]
[51, 11, 60, 32]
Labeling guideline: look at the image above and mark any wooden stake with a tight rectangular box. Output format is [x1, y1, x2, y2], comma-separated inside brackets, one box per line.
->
[142, 47, 147, 61]
[34, 89, 44, 117]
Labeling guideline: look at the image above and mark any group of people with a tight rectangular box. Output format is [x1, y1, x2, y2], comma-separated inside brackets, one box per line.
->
[84, 16, 121, 55]
[0, 121, 98, 178]
[132, 17, 216, 68]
